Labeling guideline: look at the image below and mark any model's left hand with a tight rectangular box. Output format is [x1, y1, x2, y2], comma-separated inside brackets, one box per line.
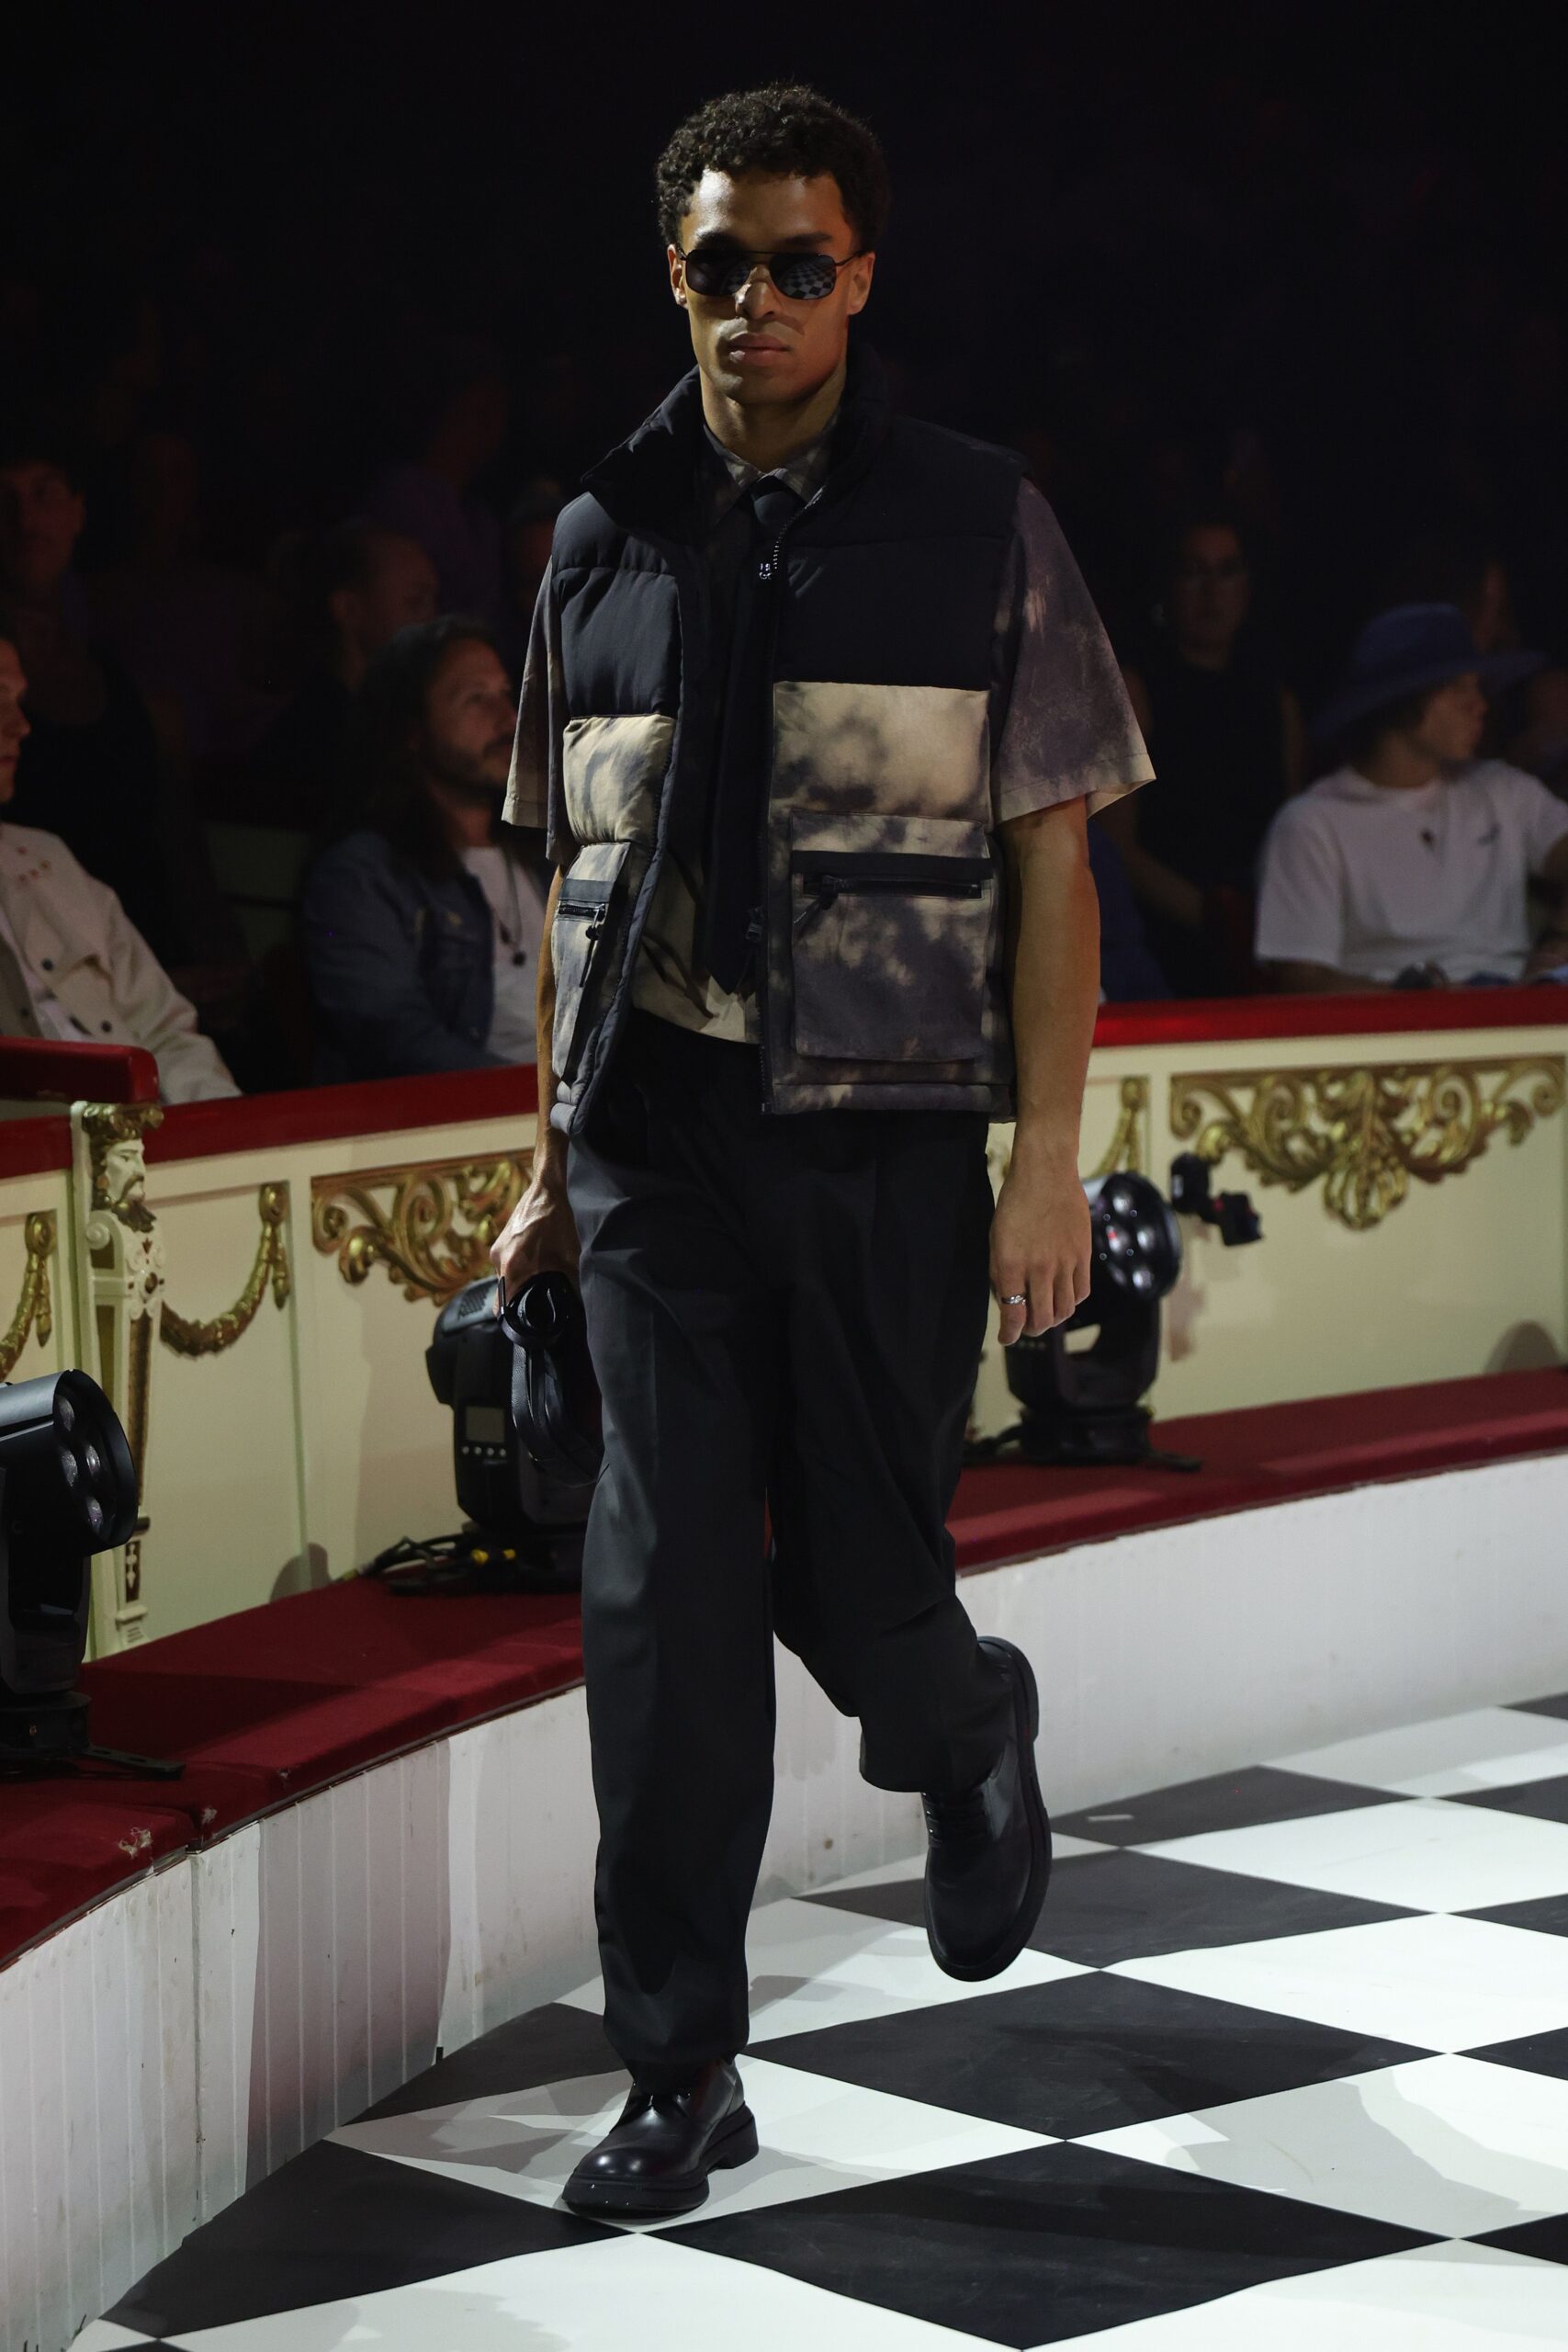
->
[989, 1143, 1092, 1345]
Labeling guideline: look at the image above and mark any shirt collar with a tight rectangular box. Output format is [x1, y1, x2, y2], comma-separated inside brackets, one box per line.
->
[701, 413, 839, 515]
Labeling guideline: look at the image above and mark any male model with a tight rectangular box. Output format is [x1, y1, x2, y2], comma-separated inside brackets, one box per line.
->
[494, 83, 1151, 2218]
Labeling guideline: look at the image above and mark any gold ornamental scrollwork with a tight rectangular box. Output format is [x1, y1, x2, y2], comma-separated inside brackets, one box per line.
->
[310, 1154, 531, 1303]
[1170, 1056, 1567, 1232]
[1089, 1076, 1149, 1178]
[0, 1211, 58, 1379]
[160, 1183, 293, 1357]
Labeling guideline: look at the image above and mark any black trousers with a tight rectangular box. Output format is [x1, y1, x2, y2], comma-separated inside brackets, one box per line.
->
[567, 1009, 1013, 2086]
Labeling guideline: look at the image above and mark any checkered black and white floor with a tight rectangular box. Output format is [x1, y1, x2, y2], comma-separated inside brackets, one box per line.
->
[78, 1688, 1568, 2349]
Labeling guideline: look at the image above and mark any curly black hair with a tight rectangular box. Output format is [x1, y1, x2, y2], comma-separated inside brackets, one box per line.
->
[655, 83, 890, 253]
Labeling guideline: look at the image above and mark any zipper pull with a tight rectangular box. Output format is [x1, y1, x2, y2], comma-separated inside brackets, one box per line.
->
[744, 904, 763, 944]
[792, 879, 838, 934]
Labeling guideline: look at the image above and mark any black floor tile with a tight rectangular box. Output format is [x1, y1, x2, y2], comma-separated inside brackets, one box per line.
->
[683, 2141, 1435, 2347]
[356, 2000, 618, 2121]
[1462, 1889, 1568, 1938]
[1053, 1767, 1403, 1848]
[1506, 1693, 1568, 1722]
[1462, 2022, 1568, 2082]
[1449, 1773, 1568, 1826]
[809, 1847, 1417, 1966]
[105, 2137, 609, 2337]
[759, 1967, 1427, 2138]
[1474, 2210, 1568, 2266]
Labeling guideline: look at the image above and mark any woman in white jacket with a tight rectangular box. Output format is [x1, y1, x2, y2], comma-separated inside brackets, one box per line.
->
[0, 636, 235, 1104]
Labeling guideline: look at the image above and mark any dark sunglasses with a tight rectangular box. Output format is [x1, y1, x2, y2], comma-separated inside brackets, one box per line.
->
[678, 244, 863, 302]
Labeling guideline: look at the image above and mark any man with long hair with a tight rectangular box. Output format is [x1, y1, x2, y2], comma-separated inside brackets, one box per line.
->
[491, 85, 1150, 2216]
[301, 616, 547, 1079]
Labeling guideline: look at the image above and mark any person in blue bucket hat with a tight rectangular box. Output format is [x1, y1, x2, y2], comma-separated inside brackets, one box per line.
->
[1256, 604, 1568, 989]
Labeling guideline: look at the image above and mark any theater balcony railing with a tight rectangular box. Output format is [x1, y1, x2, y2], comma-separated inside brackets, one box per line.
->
[5, 982, 1567, 1652]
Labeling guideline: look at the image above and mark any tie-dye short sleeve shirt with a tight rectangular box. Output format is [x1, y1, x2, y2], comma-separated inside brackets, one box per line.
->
[506, 469, 1150, 1044]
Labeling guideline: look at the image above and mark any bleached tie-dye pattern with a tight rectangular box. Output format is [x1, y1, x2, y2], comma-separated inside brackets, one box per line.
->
[505, 475, 1151, 1105]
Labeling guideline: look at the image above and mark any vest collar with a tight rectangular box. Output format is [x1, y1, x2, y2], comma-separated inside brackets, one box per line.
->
[581, 340, 891, 540]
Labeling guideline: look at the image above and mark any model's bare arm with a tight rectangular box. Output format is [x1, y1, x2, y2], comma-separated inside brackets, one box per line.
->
[991, 797, 1099, 1346]
[491, 865, 581, 1300]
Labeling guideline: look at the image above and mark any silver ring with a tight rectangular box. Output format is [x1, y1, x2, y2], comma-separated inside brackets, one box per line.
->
[1001, 1292, 1028, 1306]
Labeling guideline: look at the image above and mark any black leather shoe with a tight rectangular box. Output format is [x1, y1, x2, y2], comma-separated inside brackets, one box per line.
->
[923, 1636, 1052, 1981]
[562, 2059, 758, 2218]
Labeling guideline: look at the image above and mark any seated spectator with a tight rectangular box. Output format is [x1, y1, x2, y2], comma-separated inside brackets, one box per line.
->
[1100, 512, 1306, 994]
[0, 635, 237, 1102]
[0, 433, 179, 963]
[250, 521, 437, 827]
[300, 618, 547, 1080]
[1378, 525, 1568, 797]
[1256, 605, 1568, 990]
[366, 339, 508, 625]
[1088, 822, 1169, 1000]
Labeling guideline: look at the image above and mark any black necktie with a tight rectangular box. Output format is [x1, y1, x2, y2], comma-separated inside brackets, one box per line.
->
[697, 475, 803, 992]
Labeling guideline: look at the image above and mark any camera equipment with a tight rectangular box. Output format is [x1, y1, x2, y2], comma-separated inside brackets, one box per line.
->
[0, 1370, 178, 1771]
[967, 1161, 1262, 1472]
[362, 1274, 600, 1596]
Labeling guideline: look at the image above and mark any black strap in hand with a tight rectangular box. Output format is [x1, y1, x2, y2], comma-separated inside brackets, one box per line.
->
[696, 476, 803, 993]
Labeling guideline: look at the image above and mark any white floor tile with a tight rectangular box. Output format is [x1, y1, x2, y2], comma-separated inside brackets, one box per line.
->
[1031, 2240, 1568, 2350]
[806, 1852, 926, 1894]
[1085, 2052, 1568, 2237]
[68, 2327, 157, 2351]
[1143, 1796, 1568, 1913]
[560, 1894, 1086, 2041]
[332, 2052, 1051, 2233]
[166, 2232, 1003, 2350]
[1114, 1912, 1568, 2052]
[1269, 1708, 1568, 1798]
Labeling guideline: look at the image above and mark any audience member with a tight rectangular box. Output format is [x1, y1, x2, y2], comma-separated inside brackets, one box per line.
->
[300, 617, 547, 1080]
[1256, 605, 1568, 990]
[87, 427, 275, 768]
[0, 634, 237, 1102]
[251, 521, 437, 826]
[0, 432, 252, 1043]
[0, 435, 180, 963]
[1100, 513, 1305, 994]
[366, 339, 508, 625]
[1378, 526, 1568, 796]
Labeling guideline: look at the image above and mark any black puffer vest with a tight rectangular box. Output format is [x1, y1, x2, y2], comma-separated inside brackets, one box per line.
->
[547, 344, 1024, 1136]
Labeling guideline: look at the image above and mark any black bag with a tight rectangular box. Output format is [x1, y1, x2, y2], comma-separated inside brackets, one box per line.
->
[502, 1271, 604, 1498]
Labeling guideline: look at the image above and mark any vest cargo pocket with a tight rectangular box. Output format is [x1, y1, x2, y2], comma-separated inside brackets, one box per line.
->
[551, 841, 635, 1080]
[787, 811, 995, 1063]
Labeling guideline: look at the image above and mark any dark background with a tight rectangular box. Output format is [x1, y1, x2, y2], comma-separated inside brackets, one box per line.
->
[7, 0, 1566, 691]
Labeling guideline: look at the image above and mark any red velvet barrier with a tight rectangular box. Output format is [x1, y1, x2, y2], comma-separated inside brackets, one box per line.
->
[0, 1790, 194, 1965]
[0, 1035, 159, 1106]
[4, 1364, 1565, 1968]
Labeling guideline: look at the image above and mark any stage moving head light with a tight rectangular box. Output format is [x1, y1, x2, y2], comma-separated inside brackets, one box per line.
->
[976, 1164, 1260, 1472]
[414, 1274, 600, 1590]
[0, 1370, 140, 1758]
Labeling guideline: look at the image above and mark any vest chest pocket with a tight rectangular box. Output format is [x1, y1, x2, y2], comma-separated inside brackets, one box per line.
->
[787, 811, 995, 1063]
[551, 840, 637, 1080]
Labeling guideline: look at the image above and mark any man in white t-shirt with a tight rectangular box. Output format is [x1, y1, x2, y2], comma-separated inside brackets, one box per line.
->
[1257, 604, 1568, 990]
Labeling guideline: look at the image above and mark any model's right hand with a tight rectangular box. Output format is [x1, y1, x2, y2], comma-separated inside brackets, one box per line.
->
[491, 1154, 580, 1306]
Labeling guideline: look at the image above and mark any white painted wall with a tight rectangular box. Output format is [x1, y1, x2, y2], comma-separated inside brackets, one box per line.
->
[8, 1449, 1568, 2351]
